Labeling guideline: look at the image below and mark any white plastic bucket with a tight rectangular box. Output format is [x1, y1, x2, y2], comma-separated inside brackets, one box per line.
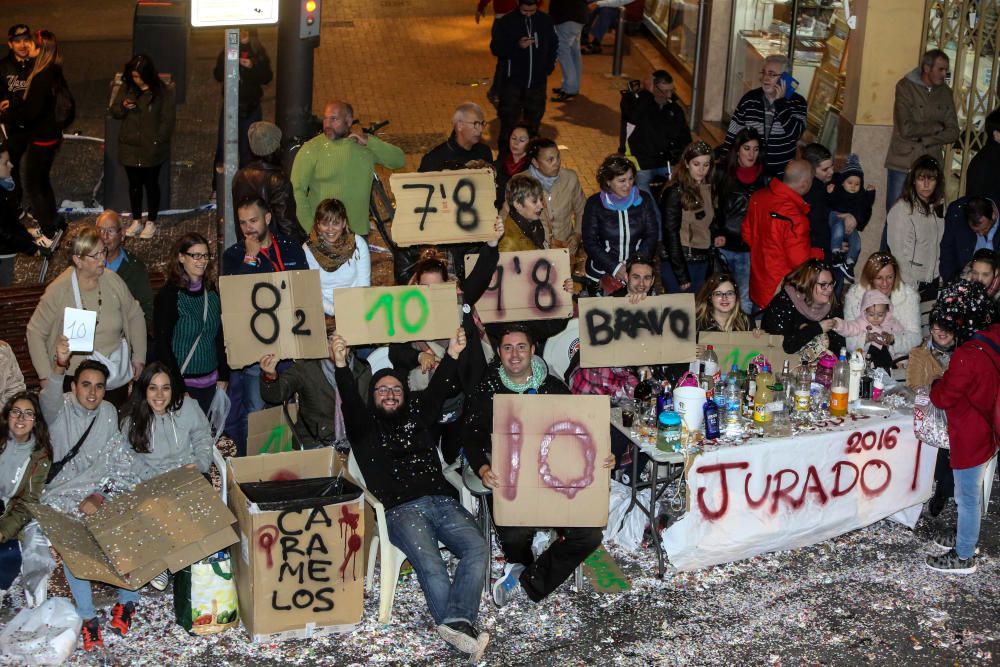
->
[673, 386, 707, 433]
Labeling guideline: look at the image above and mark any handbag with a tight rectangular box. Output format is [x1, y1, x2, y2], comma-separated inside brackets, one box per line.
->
[71, 270, 132, 390]
[707, 247, 731, 278]
[173, 552, 239, 635]
[913, 389, 949, 449]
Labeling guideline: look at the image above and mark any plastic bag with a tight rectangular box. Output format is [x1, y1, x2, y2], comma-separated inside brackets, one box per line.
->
[174, 552, 239, 635]
[604, 480, 652, 551]
[913, 389, 949, 449]
[0, 597, 81, 666]
[206, 387, 231, 439]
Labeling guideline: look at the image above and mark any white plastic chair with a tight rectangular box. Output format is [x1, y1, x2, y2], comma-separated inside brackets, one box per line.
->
[542, 318, 579, 383]
[365, 346, 392, 374]
[346, 450, 408, 624]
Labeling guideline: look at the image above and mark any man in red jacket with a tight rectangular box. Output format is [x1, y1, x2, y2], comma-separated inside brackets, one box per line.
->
[927, 280, 998, 574]
[741, 159, 816, 310]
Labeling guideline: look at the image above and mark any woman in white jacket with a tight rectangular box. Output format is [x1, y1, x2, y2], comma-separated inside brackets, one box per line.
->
[301, 198, 370, 316]
[886, 155, 945, 299]
[842, 252, 922, 361]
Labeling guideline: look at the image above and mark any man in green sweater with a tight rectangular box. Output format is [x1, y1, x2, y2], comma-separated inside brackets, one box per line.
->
[290, 100, 406, 236]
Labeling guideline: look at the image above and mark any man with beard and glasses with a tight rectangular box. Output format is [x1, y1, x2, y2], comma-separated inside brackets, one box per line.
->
[331, 328, 491, 663]
[221, 196, 307, 455]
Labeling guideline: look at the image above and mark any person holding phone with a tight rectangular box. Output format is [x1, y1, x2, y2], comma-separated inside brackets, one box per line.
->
[720, 54, 806, 177]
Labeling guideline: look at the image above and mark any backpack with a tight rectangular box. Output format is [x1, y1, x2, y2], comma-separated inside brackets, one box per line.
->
[53, 75, 75, 129]
[969, 333, 1000, 447]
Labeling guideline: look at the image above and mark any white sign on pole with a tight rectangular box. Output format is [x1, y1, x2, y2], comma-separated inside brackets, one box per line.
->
[191, 1, 280, 27]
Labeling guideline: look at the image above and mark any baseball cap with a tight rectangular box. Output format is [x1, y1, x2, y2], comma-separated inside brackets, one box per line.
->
[8, 25, 31, 41]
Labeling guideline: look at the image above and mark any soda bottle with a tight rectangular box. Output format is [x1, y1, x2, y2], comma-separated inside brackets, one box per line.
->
[704, 396, 721, 439]
[829, 349, 849, 417]
[753, 365, 774, 423]
[794, 363, 812, 413]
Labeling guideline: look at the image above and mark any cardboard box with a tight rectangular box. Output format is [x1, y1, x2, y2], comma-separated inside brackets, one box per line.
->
[464, 248, 574, 323]
[578, 293, 697, 367]
[697, 331, 796, 373]
[492, 395, 611, 527]
[388, 168, 499, 246]
[28, 467, 238, 590]
[226, 448, 365, 642]
[247, 404, 299, 456]
[333, 282, 460, 345]
[220, 270, 328, 369]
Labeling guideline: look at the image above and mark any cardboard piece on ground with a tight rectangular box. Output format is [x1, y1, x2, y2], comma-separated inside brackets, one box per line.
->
[63, 307, 96, 352]
[697, 331, 796, 372]
[388, 168, 498, 246]
[577, 293, 696, 368]
[226, 448, 363, 642]
[28, 467, 238, 590]
[333, 282, 460, 345]
[247, 404, 299, 456]
[491, 394, 611, 527]
[582, 547, 630, 593]
[220, 270, 328, 369]
[464, 248, 573, 323]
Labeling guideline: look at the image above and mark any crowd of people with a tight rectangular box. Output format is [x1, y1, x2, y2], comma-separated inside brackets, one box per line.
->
[0, 5, 997, 663]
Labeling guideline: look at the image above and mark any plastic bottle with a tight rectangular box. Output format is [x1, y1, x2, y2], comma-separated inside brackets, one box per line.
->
[815, 353, 837, 388]
[703, 345, 719, 379]
[794, 363, 812, 413]
[778, 359, 794, 416]
[656, 410, 682, 452]
[872, 375, 884, 401]
[724, 375, 743, 437]
[770, 380, 788, 432]
[743, 362, 758, 419]
[753, 365, 775, 423]
[829, 349, 849, 417]
[848, 348, 865, 402]
[704, 397, 721, 439]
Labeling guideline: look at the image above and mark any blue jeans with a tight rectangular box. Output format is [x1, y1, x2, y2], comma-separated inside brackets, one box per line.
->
[953, 460, 991, 559]
[829, 211, 862, 263]
[386, 495, 488, 626]
[63, 563, 140, 621]
[226, 363, 267, 456]
[635, 166, 670, 233]
[661, 258, 708, 295]
[881, 169, 908, 251]
[587, 7, 619, 43]
[718, 248, 753, 316]
[554, 22, 584, 95]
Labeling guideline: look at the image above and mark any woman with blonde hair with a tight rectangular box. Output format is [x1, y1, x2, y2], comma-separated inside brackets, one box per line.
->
[302, 198, 371, 316]
[695, 273, 753, 333]
[842, 252, 922, 361]
[660, 141, 717, 294]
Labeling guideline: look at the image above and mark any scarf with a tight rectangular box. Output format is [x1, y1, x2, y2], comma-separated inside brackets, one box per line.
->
[320, 359, 347, 444]
[528, 164, 559, 192]
[499, 357, 547, 393]
[509, 208, 546, 249]
[784, 283, 832, 322]
[306, 228, 356, 272]
[735, 163, 762, 185]
[0, 176, 14, 192]
[503, 152, 529, 177]
[600, 186, 642, 212]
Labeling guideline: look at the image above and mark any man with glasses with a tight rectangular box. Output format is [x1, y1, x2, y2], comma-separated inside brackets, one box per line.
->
[419, 102, 494, 172]
[463, 325, 608, 608]
[742, 159, 816, 310]
[331, 328, 492, 662]
[885, 49, 959, 216]
[620, 70, 691, 199]
[290, 100, 405, 236]
[721, 54, 806, 177]
[95, 210, 153, 334]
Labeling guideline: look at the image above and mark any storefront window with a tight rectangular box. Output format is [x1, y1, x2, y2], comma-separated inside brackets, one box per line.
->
[643, 0, 701, 80]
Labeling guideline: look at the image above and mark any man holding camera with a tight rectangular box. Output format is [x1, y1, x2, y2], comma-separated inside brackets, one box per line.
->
[620, 70, 691, 199]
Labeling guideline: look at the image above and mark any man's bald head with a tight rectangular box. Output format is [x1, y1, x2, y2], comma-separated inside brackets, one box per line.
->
[322, 101, 354, 140]
[783, 159, 815, 195]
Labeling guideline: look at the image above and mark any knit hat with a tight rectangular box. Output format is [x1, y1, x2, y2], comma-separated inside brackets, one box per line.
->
[930, 279, 994, 344]
[840, 153, 864, 184]
[248, 121, 282, 157]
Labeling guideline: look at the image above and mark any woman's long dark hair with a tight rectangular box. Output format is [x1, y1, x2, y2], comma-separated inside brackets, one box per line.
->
[167, 232, 216, 290]
[120, 362, 184, 454]
[900, 155, 944, 216]
[0, 392, 53, 461]
[716, 128, 764, 203]
[24, 30, 60, 97]
[122, 53, 167, 102]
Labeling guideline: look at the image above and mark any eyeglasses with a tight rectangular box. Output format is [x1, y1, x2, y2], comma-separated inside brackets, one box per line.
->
[183, 252, 212, 261]
[10, 408, 35, 420]
[712, 290, 736, 299]
[760, 69, 782, 78]
[85, 248, 108, 259]
[97, 226, 120, 236]
[816, 281, 835, 289]
[374, 386, 404, 397]
[459, 119, 485, 130]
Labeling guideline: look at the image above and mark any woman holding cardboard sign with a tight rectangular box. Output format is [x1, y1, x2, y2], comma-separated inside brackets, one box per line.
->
[695, 273, 754, 333]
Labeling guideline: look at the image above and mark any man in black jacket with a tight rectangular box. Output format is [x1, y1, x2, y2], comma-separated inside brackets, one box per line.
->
[490, 0, 558, 155]
[801, 143, 836, 263]
[940, 196, 1000, 284]
[621, 70, 691, 198]
[418, 103, 494, 172]
[966, 108, 1000, 205]
[332, 328, 491, 662]
[0, 24, 34, 205]
[463, 325, 608, 607]
[232, 121, 306, 243]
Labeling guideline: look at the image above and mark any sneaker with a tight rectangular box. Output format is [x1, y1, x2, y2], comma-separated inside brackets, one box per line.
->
[551, 91, 577, 102]
[582, 43, 603, 55]
[925, 548, 977, 574]
[139, 220, 156, 239]
[928, 493, 947, 517]
[931, 531, 955, 551]
[125, 219, 145, 237]
[109, 601, 137, 636]
[436, 621, 481, 654]
[149, 570, 169, 591]
[491, 562, 525, 607]
[835, 261, 854, 282]
[80, 618, 104, 651]
[468, 629, 490, 664]
[552, 86, 564, 94]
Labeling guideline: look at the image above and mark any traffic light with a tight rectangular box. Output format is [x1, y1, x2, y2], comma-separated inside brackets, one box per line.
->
[300, 0, 321, 39]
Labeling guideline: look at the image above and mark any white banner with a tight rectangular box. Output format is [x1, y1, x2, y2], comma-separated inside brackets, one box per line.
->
[663, 414, 936, 571]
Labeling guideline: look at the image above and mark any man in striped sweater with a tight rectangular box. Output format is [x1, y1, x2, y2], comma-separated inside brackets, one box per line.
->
[721, 54, 807, 177]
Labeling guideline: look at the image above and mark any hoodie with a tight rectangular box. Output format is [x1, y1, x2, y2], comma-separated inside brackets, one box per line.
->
[490, 8, 559, 89]
[833, 289, 904, 346]
[121, 397, 215, 482]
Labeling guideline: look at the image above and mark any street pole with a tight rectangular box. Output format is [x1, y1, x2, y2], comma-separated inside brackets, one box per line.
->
[222, 28, 239, 251]
[276, 0, 319, 169]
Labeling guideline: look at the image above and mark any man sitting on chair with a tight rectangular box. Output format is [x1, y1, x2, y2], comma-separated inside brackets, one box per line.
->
[462, 324, 611, 606]
[331, 329, 489, 662]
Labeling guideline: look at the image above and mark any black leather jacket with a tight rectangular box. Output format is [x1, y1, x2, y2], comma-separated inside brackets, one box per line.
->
[231, 160, 306, 243]
[712, 169, 769, 253]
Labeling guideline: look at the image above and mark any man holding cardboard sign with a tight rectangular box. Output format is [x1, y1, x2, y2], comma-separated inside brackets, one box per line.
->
[463, 325, 611, 607]
[331, 329, 491, 662]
